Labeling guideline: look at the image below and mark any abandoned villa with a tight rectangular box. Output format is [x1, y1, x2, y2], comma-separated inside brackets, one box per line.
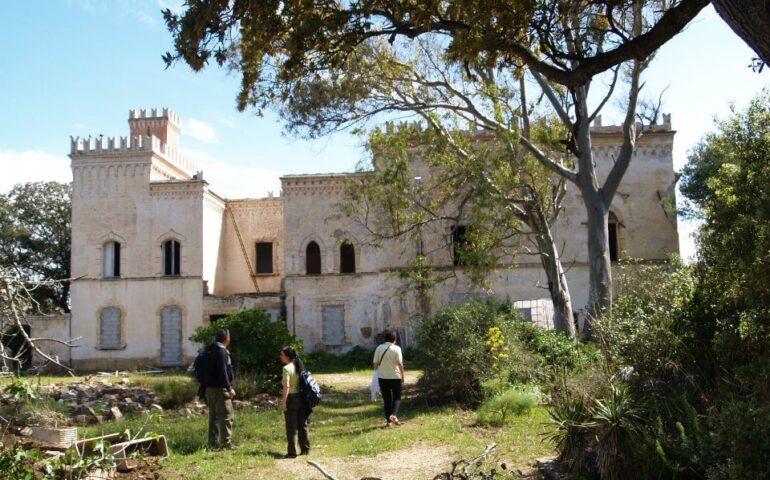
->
[33, 108, 678, 370]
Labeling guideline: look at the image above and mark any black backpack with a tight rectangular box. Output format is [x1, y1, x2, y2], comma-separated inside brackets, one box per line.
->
[300, 369, 323, 414]
[193, 345, 215, 386]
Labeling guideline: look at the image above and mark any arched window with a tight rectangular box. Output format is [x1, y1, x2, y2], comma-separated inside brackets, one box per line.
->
[340, 241, 356, 274]
[99, 307, 122, 349]
[608, 212, 620, 262]
[306, 241, 321, 275]
[162, 239, 181, 276]
[103, 241, 121, 278]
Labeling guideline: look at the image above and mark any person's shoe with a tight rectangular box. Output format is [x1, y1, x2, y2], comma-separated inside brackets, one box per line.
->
[300, 450, 310, 456]
[283, 453, 297, 459]
[389, 415, 400, 425]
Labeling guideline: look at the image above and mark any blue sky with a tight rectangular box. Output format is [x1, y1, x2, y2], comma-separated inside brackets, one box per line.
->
[1, 1, 768, 260]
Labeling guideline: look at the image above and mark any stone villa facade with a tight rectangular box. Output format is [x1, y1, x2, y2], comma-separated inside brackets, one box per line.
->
[66, 109, 679, 370]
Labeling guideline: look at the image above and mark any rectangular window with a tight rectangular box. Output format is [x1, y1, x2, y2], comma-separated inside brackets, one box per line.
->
[321, 304, 346, 345]
[256, 242, 274, 274]
[163, 240, 180, 276]
[520, 307, 533, 322]
[103, 242, 120, 277]
[100, 307, 122, 349]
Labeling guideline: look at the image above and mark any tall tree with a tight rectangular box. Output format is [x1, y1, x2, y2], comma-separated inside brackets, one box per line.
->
[344, 117, 577, 335]
[711, 0, 770, 69]
[164, 0, 704, 329]
[0, 182, 71, 313]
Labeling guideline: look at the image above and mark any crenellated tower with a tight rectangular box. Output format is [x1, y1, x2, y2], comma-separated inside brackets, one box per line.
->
[128, 108, 181, 150]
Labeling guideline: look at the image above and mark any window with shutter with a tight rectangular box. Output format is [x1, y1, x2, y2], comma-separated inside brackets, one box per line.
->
[99, 307, 122, 349]
[102, 242, 121, 277]
[321, 305, 345, 345]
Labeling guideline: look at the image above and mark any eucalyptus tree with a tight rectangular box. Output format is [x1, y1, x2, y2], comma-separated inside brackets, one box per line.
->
[164, 0, 707, 331]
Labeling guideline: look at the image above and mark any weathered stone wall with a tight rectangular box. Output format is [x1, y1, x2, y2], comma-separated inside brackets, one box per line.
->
[213, 198, 284, 296]
[69, 111, 211, 369]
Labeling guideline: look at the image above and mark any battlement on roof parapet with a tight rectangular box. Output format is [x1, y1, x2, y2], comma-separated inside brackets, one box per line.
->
[68, 108, 198, 178]
[69, 134, 198, 177]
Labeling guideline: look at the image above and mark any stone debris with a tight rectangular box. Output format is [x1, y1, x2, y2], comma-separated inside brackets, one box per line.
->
[108, 406, 124, 422]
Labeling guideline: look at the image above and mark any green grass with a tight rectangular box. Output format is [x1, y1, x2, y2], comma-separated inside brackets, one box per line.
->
[8, 370, 555, 479]
[81, 371, 553, 479]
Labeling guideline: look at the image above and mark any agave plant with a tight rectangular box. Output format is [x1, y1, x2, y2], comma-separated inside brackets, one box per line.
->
[545, 397, 596, 475]
[583, 384, 643, 480]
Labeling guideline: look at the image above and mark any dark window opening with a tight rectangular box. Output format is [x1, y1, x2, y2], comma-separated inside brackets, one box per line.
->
[340, 241, 356, 273]
[452, 225, 469, 266]
[306, 241, 321, 275]
[608, 212, 619, 262]
[163, 240, 181, 276]
[209, 314, 228, 324]
[256, 242, 274, 274]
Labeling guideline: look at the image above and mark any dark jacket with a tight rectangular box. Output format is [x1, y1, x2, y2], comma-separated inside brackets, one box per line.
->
[208, 342, 235, 390]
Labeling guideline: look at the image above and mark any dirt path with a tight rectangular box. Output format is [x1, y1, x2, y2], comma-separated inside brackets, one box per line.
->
[269, 441, 454, 480]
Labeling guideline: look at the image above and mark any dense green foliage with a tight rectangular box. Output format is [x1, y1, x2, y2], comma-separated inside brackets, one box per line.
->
[416, 300, 595, 405]
[304, 346, 373, 373]
[0, 181, 71, 312]
[0, 443, 37, 480]
[190, 309, 302, 394]
[547, 91, 770, 479]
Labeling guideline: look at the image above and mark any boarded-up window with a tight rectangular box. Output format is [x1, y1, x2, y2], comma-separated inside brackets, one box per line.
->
[340, 241, 355, 273]
[256, 242, 273, 274]
[608, 212, 619, 262]
[163, 239, 181, 276]
[160, 305, 183, 366]
[306, 241, 321, 275]
[322, 305, 345, 345]
[99, 307, 122, 349]
[103, 242, 121, 277]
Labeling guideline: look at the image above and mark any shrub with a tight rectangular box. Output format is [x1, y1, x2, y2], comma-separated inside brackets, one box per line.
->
[477, 387, 539, 426]
[0, 444, 38, 480]
[151, 379, 198, 409]
[190, 309, 302, 394]
[304, 346, 373, 373]
[415, 300, 524, 405]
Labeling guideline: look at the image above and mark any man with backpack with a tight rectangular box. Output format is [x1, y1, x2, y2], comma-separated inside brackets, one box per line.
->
[198, 328, 236, 450]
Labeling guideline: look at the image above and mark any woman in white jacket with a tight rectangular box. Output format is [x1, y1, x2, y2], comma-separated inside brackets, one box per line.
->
[372, 329, 405, 426]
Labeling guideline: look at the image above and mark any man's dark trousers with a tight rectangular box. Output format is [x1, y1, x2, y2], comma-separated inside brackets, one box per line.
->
[206, 387, 234, 449]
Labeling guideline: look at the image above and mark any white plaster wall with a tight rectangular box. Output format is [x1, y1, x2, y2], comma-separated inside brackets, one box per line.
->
[202, 189, 226, 293]
[70, 278, 201, 369]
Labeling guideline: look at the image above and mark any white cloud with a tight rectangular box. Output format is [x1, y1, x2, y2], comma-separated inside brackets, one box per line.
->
[184, 119, 219, 144]
[197, 160, 282, 199]
[136, 10, 157, 26]
[0, 150, 72, 193]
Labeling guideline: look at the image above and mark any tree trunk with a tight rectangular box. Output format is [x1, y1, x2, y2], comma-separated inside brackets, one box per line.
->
[712, 0, 770, 66]
[582, 194, 612, 338]
[535, 230, 576, 337]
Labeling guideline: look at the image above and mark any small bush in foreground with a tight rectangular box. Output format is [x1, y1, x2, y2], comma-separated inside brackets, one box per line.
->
[0, 444, 37, 480]
[478, 387, 539, 426]
[151, 379, 197, 408]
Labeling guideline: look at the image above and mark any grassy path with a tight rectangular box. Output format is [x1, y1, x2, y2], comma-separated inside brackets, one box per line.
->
[75, 370, 554, 479]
